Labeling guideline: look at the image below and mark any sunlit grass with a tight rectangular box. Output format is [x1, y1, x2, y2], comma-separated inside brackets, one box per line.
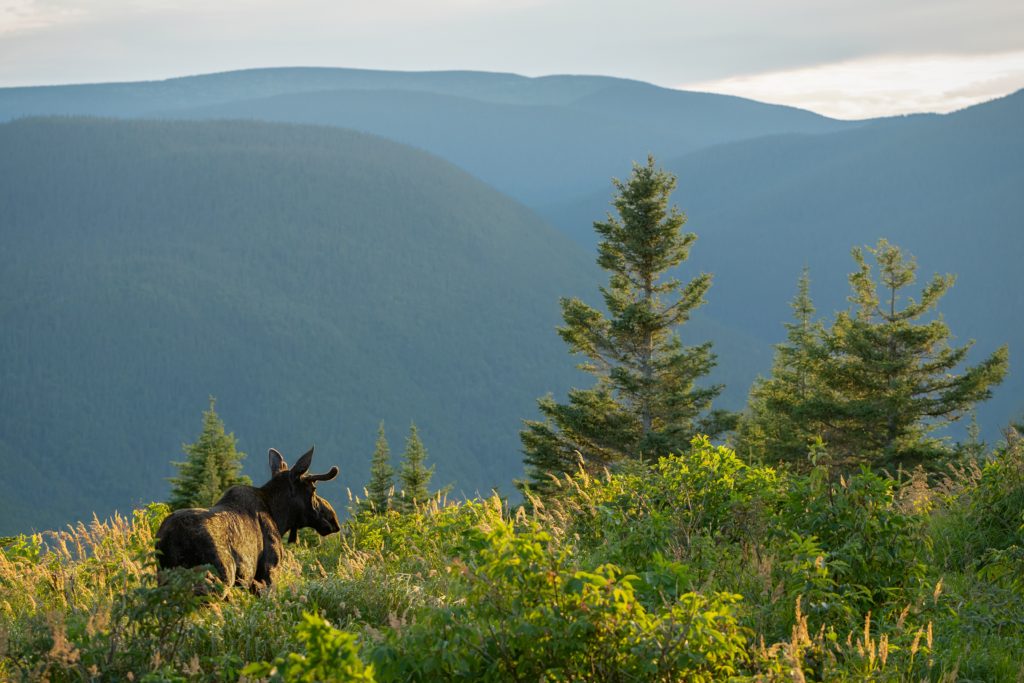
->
[3, 439, 1024, 680]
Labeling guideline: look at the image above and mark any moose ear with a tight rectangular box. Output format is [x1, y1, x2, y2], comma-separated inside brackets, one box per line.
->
[269, 448, 288, 476]
[290, 446, 314, 478]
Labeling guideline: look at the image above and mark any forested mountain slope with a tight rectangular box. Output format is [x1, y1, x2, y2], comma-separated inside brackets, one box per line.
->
[4, 74, 1019, 530]
[0, 117, 613, 533]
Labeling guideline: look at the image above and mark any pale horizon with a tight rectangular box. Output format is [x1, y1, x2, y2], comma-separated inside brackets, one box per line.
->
[681, 50, 1024, 120]
[2, 0, 1023, 119]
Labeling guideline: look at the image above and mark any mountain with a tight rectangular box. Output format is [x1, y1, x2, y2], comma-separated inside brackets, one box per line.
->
[543, 90, 1024, 437]
[0, 117, 614, 534]
[0, 67, 862, 206]
[4, 70, 1019, 530]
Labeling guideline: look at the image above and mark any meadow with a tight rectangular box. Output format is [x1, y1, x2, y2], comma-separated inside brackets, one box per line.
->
[3, 434, 1023, 681]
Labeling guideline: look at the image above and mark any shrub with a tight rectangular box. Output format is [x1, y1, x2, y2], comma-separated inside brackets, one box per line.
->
[538, 436, 784, 571]
[242, 612, 375, 682]
[370, 519, 749, 682]
[935, 434, 1024, 572]
[781, 464, 929, 616]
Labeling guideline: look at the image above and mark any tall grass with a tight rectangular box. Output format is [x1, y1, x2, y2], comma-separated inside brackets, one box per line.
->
[3, 437, 1024, 680]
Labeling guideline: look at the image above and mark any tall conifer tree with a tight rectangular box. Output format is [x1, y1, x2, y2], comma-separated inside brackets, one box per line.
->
[734, 269, 830, 467]
[807, 239, 1008, 469]
[361, 422, 395, 514]
[397, 423, 434, 512]
[520, 156, 734, 496]
[168, 397, 250, 509]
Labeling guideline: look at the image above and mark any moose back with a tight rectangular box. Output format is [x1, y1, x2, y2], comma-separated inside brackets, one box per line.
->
[155, 446, 340, 592]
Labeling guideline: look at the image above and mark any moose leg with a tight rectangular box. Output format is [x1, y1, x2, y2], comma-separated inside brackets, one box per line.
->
[254, 536, 282, 594]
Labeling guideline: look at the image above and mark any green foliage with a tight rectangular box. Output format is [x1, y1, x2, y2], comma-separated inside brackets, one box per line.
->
[734, 269, 827, 468]
[543, 436, 785, 571]
[370, 520, 748, 682]
[167, 397, 250, 510]
[811, 239, 1008, 469]
[360, 422, 395, 515]
[242, 612, 375, 682]
[741, 241, 1008, 472]
[396, 424, 435, 512]
[0, 533, 43, 564]
[6, 439, 1024, 681]
[923, 570, 1024, 680]
[933, 430, 1024, 574]
[521, 157, 734, 497]
[781, 464, 930, 615]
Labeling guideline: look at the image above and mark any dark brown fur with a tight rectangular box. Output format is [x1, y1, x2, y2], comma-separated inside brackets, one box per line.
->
[155, 446, 340, 593]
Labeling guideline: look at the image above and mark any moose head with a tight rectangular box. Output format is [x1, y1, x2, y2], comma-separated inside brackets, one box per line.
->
[265, 446, 341, 543]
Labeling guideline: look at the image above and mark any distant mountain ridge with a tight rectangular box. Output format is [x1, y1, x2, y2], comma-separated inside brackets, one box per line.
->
[0, 67, 862, 206]
[0, 65, 854, 117]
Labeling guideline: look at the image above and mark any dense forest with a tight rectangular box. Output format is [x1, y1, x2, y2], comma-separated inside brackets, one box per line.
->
[0, 117, 602, 533]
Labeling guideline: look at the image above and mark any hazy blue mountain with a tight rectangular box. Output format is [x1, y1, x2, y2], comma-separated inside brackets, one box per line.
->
[543, 90, 1024, 438]
[0, 67, 604, 119]
[0, 68, 526, 119]
[0, 117, 606, 533]
[0, 67, 861, 206]
[156, 86, 856, 206]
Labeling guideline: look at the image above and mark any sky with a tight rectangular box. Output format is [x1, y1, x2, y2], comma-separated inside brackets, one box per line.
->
[1, 0, 1022, 119]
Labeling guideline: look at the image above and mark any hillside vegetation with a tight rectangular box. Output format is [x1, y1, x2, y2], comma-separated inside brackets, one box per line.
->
[3, 435, 1023, 680]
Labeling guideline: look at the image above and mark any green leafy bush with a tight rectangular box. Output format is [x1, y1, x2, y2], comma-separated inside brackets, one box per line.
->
[242, 612, 375, 682]
[781, 464, 929, 616]
[541, 437, 784, 571]
[370, 519, 748, 682]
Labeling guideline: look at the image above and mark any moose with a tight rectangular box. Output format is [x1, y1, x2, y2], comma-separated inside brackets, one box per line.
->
[155, 446, 341, 593]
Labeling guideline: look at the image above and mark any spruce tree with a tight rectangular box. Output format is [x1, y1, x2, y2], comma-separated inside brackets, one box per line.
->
[734, 269, 830, 467]
[807, 239, 1008, 469]
[397, 423, 434, 512]
[361, 422, 395, 514]
[168, 397, 250, 509]
[520, 156, 734, 496]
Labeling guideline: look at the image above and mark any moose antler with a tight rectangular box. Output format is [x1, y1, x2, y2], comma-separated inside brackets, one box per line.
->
[306, 466, 339, 482]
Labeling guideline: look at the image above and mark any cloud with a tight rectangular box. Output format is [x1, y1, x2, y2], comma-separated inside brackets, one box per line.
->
[679, 51, 1024, 119]
[0, 0, 83, 34]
